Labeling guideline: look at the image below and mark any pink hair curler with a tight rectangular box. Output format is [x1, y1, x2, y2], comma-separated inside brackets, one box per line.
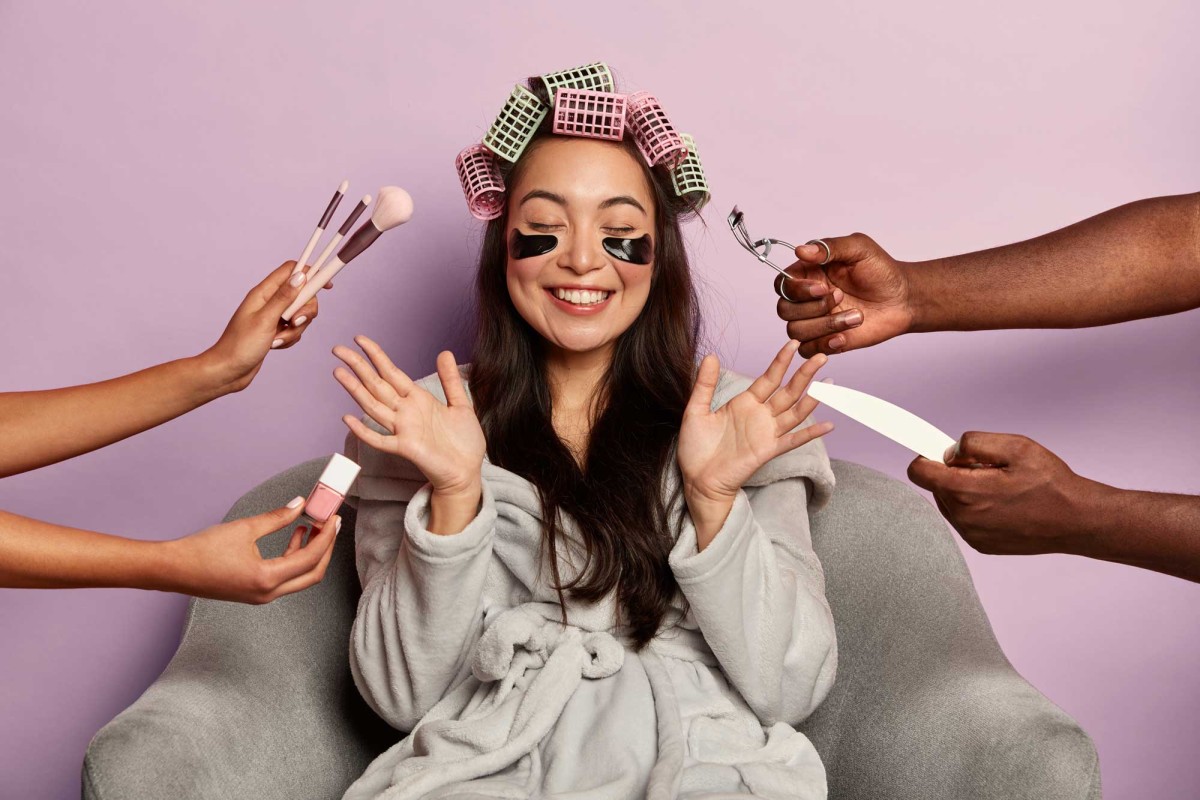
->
[455, 144, 506, 221]
[626, 91, 687, 170]
[552, 88, 627, 141]
[482, 84, 548, 164]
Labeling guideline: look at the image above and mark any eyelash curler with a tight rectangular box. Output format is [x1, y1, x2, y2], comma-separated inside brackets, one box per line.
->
[728, 206, 833, 302]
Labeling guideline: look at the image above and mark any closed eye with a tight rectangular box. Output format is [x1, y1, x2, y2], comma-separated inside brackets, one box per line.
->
[604, 227, 636, 235]
[529, 222, 563, 232]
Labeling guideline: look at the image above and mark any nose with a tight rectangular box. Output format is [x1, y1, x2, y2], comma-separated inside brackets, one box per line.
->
[557, 232, 606, 276]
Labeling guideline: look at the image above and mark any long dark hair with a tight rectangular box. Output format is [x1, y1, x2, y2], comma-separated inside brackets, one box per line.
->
[468, 76, 703, 648]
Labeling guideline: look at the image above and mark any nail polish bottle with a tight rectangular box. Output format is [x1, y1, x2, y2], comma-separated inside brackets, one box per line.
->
[305, 454, 361, 523]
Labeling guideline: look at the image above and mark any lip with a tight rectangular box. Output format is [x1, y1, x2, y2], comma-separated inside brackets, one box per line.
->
[544, 287, 614, 315]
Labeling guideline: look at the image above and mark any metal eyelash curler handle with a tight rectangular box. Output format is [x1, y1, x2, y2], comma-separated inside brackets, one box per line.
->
[728, 205, 805, 301]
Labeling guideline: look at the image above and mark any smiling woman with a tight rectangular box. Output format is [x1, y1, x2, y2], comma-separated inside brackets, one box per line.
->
[332, 65, 839, 799]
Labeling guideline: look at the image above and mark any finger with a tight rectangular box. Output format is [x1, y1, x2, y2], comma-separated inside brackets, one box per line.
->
[785, 311, 864, 349]
[354, 335, 416, 398]
[260, 264, 310, 320]
[437, 351, 470, 407]
[797, 332, 853, 359]
[325, 280, 334, 290]
[284, 297, 319, 331]
[268, 529, 339, 599]
[685, 354, 720, 416]
[774, 420, 834, 457]
[777, 291, 843, 322]
[333, 366, 397, 432]
[795, 233, 878, 267]
[768, 352, 826, 415]
[343, 414, 394, 452]
[263, 515, 339, 587]
[747, 340, 800, 402]
[947, 431, 1025, 467]
[248, 498, 307, 541]
[282, 524, 308, 556]
[332, 344, 400, 407]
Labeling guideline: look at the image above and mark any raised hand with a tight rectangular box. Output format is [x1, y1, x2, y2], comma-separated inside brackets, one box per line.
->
[333, 338, 486, 534]
[677, 343, 832, 549]
[776, 233, 913, 358]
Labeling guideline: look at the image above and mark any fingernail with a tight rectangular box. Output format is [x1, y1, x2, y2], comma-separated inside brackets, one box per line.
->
[787, 339, 801, 352]
[334, 517, 343, 534]
[798, 243, 821, 258]
[836, 310, 864, 328]
[287, 496, 304, 509]
[294, 315, 308, 326]
[271, 338, 285, 349]
[808, 283, 829, 298]
[944, 443, 959, 463]
[832, 288, 844, 304]
[820, 377, 835, 384]
[828, 335, 846, 350]
[289, 272, 306, 288]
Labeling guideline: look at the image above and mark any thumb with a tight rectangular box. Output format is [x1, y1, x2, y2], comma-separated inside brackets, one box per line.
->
[686, 354, 720, 416]
[945, 431, 1018, 467]
[262, 267, 309, 320]
[247, 496, 307, 540]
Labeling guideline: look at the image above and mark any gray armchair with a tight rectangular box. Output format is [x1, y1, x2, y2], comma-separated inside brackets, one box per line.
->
[83, 458, 1101, 799]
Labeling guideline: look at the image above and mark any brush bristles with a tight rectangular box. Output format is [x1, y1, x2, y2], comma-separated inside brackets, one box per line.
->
[371, 186, 414, 231]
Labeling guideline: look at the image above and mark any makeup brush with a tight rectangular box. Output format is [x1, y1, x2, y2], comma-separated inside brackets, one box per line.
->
[293, 179, 349, 275]
[282, 186, 414, 322]
[310, 194, 371, 273]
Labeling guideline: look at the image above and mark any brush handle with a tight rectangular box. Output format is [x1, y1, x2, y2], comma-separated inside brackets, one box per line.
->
[282, 256, 347, 322]
[310, 233, 344, 273]
[293, 228, 323, 275]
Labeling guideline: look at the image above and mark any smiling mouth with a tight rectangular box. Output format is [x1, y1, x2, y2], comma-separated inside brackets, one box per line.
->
[547, 287, 613, 306]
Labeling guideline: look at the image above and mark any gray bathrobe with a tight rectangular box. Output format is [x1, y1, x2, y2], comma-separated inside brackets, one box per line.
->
[341, 367, 838, 800]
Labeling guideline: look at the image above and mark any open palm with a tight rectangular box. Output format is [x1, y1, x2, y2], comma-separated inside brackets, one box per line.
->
[334, 338, 485, 495]
[678, 343, 831, 501]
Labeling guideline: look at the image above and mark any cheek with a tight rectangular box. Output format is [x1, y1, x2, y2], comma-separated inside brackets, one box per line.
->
[616, 261, 653, 302]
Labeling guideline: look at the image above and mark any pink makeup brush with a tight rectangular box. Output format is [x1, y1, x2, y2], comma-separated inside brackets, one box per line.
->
[282, 186, 414, 322]
[310, 194, 372, 273]
[293, 179, 349, 275]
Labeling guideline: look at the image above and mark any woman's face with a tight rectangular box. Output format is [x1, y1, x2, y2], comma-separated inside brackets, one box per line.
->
[505, 137, 657, 357]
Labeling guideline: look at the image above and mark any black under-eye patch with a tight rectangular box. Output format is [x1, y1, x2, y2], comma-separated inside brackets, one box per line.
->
[602, 234, 653, 265]
[509, 229, 558, 260]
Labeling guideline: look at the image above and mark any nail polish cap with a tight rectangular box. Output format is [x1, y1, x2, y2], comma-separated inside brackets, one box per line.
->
[317, 453, 361, 496]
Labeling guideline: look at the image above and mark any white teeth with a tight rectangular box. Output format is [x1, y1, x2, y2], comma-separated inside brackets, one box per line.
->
[553, 288, 611, 306]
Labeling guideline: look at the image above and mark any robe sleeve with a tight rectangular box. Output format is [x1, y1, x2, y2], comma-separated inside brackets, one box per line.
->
[344, 403, 497, 732]
[667, 369, 838, 726]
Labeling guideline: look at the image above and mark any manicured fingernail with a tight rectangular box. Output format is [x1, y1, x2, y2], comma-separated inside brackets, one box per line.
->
[787, 339, 801, 352]
[334, 517, 342, 534]
[289, 272, 306, 288]
[944, 443, 959, 462]
[828, 335, 846, 350]
[287, 496, 304, 509]
[832, 288, 844, 304]
[808, 283, 829, 298]
[820, 377, 835, 384]
[836, 310, 864, 328]
[798, 243, 821, 258]
[271, 338, 285, 349]
[293, 315, 308, 326]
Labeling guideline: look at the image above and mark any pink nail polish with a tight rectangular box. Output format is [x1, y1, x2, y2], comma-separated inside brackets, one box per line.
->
[289, 272, 306, 288]
[294, 315, 308, 326]
[304, 454, 361, 523]
[271, 338, 284, 349]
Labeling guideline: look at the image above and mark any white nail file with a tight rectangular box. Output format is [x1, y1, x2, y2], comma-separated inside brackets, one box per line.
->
[806, 382, 955, 462]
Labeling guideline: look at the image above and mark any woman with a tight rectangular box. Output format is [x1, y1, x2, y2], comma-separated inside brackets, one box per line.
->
[333, 72, 838, 798]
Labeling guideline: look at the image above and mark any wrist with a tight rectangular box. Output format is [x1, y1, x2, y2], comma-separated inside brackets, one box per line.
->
[901, 259, 939, 334]
[1062, 478, 1125, 560]
[429, 479, 483, 536]
[193, 348, 252, 397]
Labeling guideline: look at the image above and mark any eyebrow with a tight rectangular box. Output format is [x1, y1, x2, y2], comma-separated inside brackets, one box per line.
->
[519, 190, 647, 216]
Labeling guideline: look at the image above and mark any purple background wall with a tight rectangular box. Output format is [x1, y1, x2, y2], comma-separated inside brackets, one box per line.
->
[1, 2, 1196, 797]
